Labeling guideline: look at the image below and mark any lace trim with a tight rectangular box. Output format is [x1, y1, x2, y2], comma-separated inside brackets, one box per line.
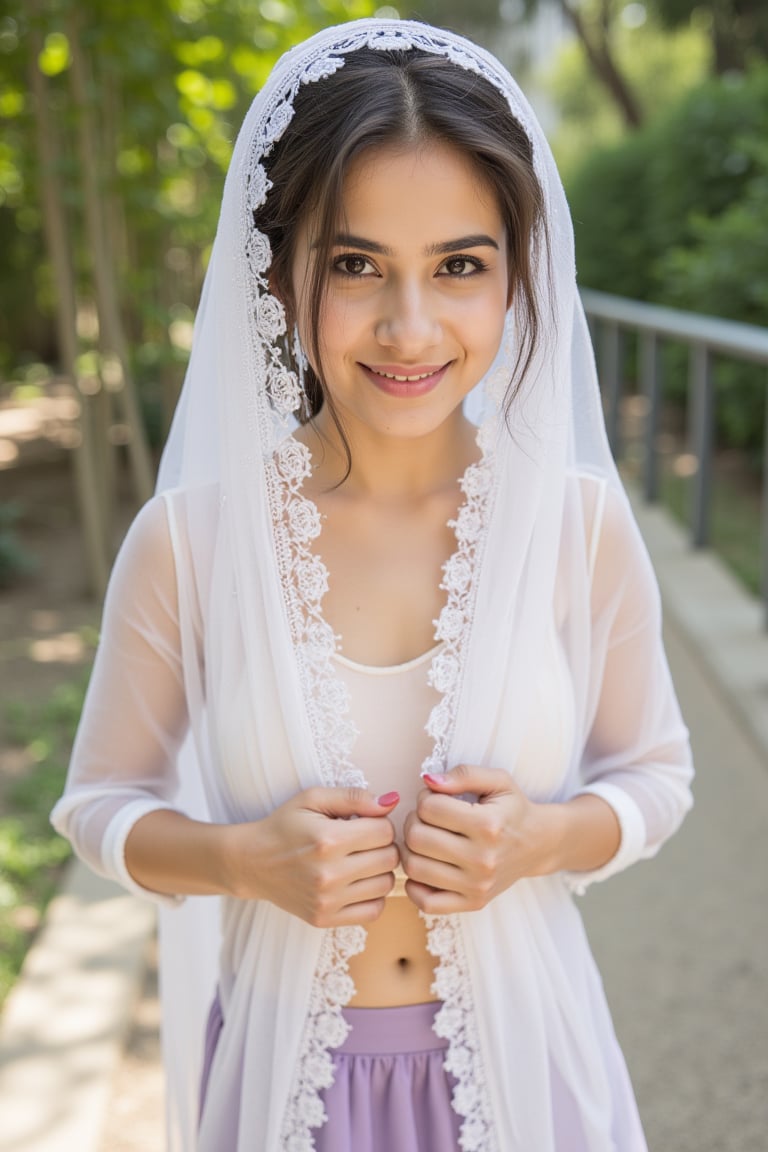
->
[427, 915, 500, 1152]
[267, 440, 362, 789]
[421, 397, 503, 778]
[243, 22, 521, 1151]
[280, 925, 367, 1152]
[419, 360, 507, 1152]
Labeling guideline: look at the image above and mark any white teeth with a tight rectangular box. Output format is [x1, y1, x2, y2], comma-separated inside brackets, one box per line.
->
[376, 370, 436, 382]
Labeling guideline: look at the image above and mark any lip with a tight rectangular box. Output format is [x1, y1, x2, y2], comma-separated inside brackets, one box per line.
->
[360, 362, 451, 398]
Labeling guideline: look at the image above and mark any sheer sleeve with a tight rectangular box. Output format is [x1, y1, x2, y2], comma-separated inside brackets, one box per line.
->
[51, 494, 191, 907]
[564, 483, 694, 894]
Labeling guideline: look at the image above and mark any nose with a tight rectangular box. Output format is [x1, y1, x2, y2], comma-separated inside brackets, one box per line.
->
[375, 278, 441, 353]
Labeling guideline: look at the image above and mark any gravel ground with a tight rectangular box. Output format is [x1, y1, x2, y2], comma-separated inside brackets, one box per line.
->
[99, 936, 165, 1152]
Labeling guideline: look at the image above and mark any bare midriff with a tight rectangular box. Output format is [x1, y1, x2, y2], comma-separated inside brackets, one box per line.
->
[347, 888, 437, 1007]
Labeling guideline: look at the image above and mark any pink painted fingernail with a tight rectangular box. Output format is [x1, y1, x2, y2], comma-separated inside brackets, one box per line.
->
[422, 773, 443, 787]
[377, 791, 400, 806]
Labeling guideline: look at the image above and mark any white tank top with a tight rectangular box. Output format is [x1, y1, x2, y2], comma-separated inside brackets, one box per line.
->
[331, 627, 574, 895]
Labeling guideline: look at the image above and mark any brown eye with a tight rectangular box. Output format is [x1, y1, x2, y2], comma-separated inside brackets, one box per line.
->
[333, 254, 375, 276]
[439, 255, 487, 277]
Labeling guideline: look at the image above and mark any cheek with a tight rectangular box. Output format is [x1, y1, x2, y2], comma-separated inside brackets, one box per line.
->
[460, 287, 508, 355]
[316, 294, 362, 360]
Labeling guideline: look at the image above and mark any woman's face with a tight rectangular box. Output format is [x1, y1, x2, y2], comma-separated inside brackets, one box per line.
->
[291, 140, 510, 445]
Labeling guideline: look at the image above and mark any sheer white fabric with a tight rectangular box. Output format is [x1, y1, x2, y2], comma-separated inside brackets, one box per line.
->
[52, 18, 693, 1152]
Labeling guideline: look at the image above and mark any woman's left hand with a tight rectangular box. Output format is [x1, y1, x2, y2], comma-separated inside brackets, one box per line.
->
[400, 765, 560, 914]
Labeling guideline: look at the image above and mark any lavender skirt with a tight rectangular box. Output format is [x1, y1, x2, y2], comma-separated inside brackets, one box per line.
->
[315, 1002, 460, 1152]
[200, 995, 461, 1151]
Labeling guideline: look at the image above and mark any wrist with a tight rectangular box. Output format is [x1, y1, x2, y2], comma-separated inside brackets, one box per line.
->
[217, 818, 274, 902]
[551, 794, 622, 875]
[217, 821, 249, 899]
[531, 800, 570, 877]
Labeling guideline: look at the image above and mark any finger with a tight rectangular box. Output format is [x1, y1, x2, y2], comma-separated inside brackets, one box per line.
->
[304, 786, 400, 820]
[338, 816, 398, 853]
[343, 870, 397, 904]
[322, 897, 389, 928]
[310, 813, 397, 859]
[403, 819, 465, 868]
[345, 843, 400, 880]
[405, 879, 472, 916]
[306, 864, 395, 926]
[401, 845, 466, 892]
[414, 790, 477, 837]
[422, 766, 514, 799]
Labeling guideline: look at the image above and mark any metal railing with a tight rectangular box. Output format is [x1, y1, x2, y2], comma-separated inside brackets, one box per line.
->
[580, 289, 768, 628]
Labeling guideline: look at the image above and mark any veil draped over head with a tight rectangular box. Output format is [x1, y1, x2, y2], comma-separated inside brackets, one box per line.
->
[146, 19, 692, 1152]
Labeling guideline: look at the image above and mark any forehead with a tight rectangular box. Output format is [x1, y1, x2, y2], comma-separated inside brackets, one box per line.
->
[338, 140, 502, 237]
[347, 138, 499, 210]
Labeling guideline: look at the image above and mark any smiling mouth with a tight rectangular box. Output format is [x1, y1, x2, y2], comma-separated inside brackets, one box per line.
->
[359, 362, 452, 399]
[374, 370, 438, 382]
[364, 364, 449, 382]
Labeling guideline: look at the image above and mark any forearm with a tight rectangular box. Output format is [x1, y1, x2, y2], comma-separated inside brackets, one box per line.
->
[545, 793, 622, 875]
[124, 808, 237, 898]
[125, 788, 401, 925]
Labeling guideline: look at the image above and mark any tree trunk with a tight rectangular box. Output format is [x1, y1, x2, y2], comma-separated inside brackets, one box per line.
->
[561, 0, 644, 129]
[67, 7, 156, 506]
[710, 0, 765, 73]
[27, 3, 110, 597]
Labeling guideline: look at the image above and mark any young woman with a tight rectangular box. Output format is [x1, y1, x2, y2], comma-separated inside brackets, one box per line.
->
[52, 19, 693, 1152]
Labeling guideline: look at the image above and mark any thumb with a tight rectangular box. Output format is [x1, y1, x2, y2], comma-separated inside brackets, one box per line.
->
[312, 787, 400, 819]
[422, 765, 512, 799]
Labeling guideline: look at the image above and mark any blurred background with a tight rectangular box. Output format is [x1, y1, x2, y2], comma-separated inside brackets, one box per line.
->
[0, 2, 766, 1148]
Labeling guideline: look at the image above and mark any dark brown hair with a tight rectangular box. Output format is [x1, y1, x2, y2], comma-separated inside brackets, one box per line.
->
[255, 47, 548, 454]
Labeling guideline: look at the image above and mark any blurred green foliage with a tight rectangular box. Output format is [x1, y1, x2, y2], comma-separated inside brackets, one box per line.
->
[652, 0, 768, 73]
[0, 0, 377, 399]
[0, 670, 91, 1007]
[567, 66, 768, 452]
[546, 6, 711, 178]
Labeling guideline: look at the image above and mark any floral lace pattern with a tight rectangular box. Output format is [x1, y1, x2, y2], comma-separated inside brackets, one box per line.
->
[242, 22, 522, 1151]
[427, 916, 499, 1152]
[281, 926, 367, 1152]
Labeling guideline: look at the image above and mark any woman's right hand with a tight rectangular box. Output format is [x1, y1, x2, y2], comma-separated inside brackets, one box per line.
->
[221, 787, 401, 927]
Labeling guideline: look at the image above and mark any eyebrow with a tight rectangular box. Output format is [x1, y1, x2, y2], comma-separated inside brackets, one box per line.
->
[326, 232, 500, 256]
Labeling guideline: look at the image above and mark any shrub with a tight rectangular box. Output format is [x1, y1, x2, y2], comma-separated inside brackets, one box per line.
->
[567, 66, 768, 452]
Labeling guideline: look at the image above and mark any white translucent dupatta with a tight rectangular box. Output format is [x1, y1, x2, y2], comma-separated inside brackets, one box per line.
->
[153, 19, 692, 1152]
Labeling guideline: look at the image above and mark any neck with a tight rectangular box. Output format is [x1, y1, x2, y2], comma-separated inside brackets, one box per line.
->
[301, 408, 479, 501]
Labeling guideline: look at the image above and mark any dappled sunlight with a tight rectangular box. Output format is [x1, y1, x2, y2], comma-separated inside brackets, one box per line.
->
[0, 408, 42, 437]
[0, 439, 19, 466]
[28, 632, 89, 665]
[168, 318, 194, 351]
[673, 452, 699, 478]
[0, 390, 80, 467]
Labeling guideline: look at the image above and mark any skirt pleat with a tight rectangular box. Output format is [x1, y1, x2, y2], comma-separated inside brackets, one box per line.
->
[315, 1002, 461, 1152]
